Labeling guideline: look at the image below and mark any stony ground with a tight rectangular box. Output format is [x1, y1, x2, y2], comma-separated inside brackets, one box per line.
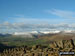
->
[0, 39, 75, 56]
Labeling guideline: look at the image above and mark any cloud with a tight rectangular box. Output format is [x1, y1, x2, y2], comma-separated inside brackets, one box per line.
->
[0, 22, 75, 33]
[1, 14, 75, 33]
[46, 9, 75, 19]
[7, 16, 57, 24]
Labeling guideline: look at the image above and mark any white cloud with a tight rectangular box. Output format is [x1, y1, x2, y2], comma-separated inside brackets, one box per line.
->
[46, 9, 75, 19]
[7, 17, 56, 24]
[0, 22, 75, 33]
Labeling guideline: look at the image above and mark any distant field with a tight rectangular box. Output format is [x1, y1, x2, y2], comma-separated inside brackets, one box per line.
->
[0, 33, 75, 47]
[0, 37, 47, 46]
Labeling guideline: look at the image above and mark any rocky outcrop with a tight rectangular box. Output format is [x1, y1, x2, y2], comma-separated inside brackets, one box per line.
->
[49, 39, 74, 49]
[0, 39, 75, 56]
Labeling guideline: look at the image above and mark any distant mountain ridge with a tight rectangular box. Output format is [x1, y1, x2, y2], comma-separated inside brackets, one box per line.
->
[0, 33, 12, 37]
[0, 30, 75, 38]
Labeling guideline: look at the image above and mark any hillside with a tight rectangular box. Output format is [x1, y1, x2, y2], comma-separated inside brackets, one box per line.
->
[0, 39, 75, 56]
[39, 33, 75, 41]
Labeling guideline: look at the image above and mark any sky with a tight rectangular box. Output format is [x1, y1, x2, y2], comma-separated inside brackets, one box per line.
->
[0, 0, 75, 33]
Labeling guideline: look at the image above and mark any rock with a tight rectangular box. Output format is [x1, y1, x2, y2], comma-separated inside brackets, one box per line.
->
[63, 39, 74, 49]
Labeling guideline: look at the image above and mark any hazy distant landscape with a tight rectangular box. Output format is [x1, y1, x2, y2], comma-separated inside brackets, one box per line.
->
[0, 31, 75, 47]
[0, 32, 75, 56]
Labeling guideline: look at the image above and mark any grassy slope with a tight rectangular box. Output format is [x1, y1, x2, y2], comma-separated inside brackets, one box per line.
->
[0, 33, 75, 46]
[0, 36, 47, 46]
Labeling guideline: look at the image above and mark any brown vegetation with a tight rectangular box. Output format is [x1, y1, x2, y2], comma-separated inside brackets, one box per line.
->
[0, 39, 75, 56]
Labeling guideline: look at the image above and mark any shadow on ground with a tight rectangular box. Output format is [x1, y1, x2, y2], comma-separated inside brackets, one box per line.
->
[0, 43, 15, 52]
